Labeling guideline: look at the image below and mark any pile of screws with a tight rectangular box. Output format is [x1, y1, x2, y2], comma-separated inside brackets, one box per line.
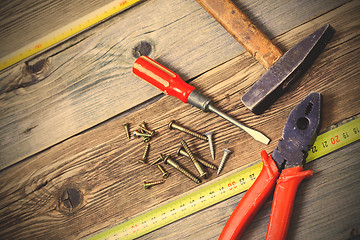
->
[123, 120, 232, 189]
[123, 122, 168, 189]
[168, 121, 231, 177]
[125, 121, 156, 142]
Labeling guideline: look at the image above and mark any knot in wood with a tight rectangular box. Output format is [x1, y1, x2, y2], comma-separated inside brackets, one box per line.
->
[60, 188, 82, 210]
[132, 41, 152, 58]
[26, 59, 48, 74]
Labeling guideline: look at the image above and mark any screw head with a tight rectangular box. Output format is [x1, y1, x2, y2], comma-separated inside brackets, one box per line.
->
[168, 120, 175, 130]
[163, 155, 169, 164]
[144, 183, 151, 189]
[204, 132, 213, 138]
[199, 171, 207, 178]
[224, 148, 232, 154]
[176, 147, 183, 156]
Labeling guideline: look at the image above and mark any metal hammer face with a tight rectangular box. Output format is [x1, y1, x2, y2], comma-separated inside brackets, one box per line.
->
[241, 24, 335, 114]
[196, 0, 334, 114]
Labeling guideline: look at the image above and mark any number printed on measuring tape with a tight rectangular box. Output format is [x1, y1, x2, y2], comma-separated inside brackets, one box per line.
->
[307, 118, 360, 162]
[90, 161, 262, 240]
[90, 117, 360, 240]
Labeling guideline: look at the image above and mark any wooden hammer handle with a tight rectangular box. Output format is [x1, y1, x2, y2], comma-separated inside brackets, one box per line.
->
[196, 0, 283, 69]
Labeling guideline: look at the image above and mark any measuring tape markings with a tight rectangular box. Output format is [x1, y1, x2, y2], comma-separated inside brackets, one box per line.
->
[0, 0, 142, 72]
[306, 117, 360, 162]
[90, 117, 360, 240]
[91, 162, 262, 240]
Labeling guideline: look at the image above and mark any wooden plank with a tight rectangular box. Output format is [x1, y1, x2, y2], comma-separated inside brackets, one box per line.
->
[139, 140, 360, 240]
[0, 0, 117, 59]
[0, 2, 359, 239]
[0, 0, 350, 170]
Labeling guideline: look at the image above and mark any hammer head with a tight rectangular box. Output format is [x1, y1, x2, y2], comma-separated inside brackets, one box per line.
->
[241, 24, 335, 115]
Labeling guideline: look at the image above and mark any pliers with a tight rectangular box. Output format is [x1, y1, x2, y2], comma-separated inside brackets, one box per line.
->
[220, 92, 321, 240]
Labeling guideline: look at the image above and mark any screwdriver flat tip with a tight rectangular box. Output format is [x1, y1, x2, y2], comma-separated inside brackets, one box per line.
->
[252, 131, 270, 145]
[207, 104, 270, 145]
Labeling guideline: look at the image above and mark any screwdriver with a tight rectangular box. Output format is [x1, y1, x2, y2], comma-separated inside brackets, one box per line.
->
[132, 56, 270, 144]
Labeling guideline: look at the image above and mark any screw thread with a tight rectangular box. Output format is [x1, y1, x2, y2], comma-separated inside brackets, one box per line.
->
[217, 149, 232, 175]
[169, 121, 207, 141]
[198, 158, 217, 170]
[205, 133, 215, 160]
[150, 154, 164, 165]
[158, 164, 169, 178]
[181, 128, 207, 141]
[176, 165, 201, 184]
[165, 156, 201, 184]
[180, 139, 207, 178]
[140, 143, 150, 163]
[144, 180, 165, 189]
[123, 123, 130, 139]
[139, 122, 155, 136]
[133, 130, 152, 138]
[178, 147, 217, 170]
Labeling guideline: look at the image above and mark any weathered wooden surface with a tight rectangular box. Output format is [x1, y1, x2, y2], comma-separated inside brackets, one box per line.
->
[0, 0, 117, 59]
[140, 140, 360, 240]
[0, 0, 350, 169]
[0, 0, 359, 239]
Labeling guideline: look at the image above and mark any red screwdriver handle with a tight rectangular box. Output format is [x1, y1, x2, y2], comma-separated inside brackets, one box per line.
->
[219, 151, 280, 240]
[133, 56, 195, 103]
[265, 167, 313, 240]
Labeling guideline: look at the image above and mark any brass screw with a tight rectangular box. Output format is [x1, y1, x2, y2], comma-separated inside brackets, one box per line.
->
[177, 147, 217, 170]
[149, 154, 165, 166]
[217, 149, 232, 175]
[133, 130, 152, 138]
[163, 155, 201, 184]
[123, 123, 130, 139]
[180, 139, 207, 178]
[204, 132, 215, 160]
[158, 164, 170, 178]
[144, 180, 165, 189]
[168, 120, 207, 141]
[139, 122, 155, 136]
[139, 143, 150, 164]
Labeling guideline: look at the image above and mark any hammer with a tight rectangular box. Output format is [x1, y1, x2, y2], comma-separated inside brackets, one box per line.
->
[196, 0, 334, 114]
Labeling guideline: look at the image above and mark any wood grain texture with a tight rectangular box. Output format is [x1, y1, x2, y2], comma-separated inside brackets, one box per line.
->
[139, 140, 360, 240]
[0, 0, 117, 59]
[0, 1, 359, 239]
[0, 0, 350, 170]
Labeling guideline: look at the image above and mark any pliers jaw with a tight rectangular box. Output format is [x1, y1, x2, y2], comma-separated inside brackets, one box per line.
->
[272, 92, 321, 169]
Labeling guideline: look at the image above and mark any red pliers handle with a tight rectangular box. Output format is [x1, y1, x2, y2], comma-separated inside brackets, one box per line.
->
[219, 150, 313, 240]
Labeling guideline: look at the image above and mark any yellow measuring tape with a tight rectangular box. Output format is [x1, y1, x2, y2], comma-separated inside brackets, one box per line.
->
[90, 117, 360, 239]
[0, 0, 142, 72]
